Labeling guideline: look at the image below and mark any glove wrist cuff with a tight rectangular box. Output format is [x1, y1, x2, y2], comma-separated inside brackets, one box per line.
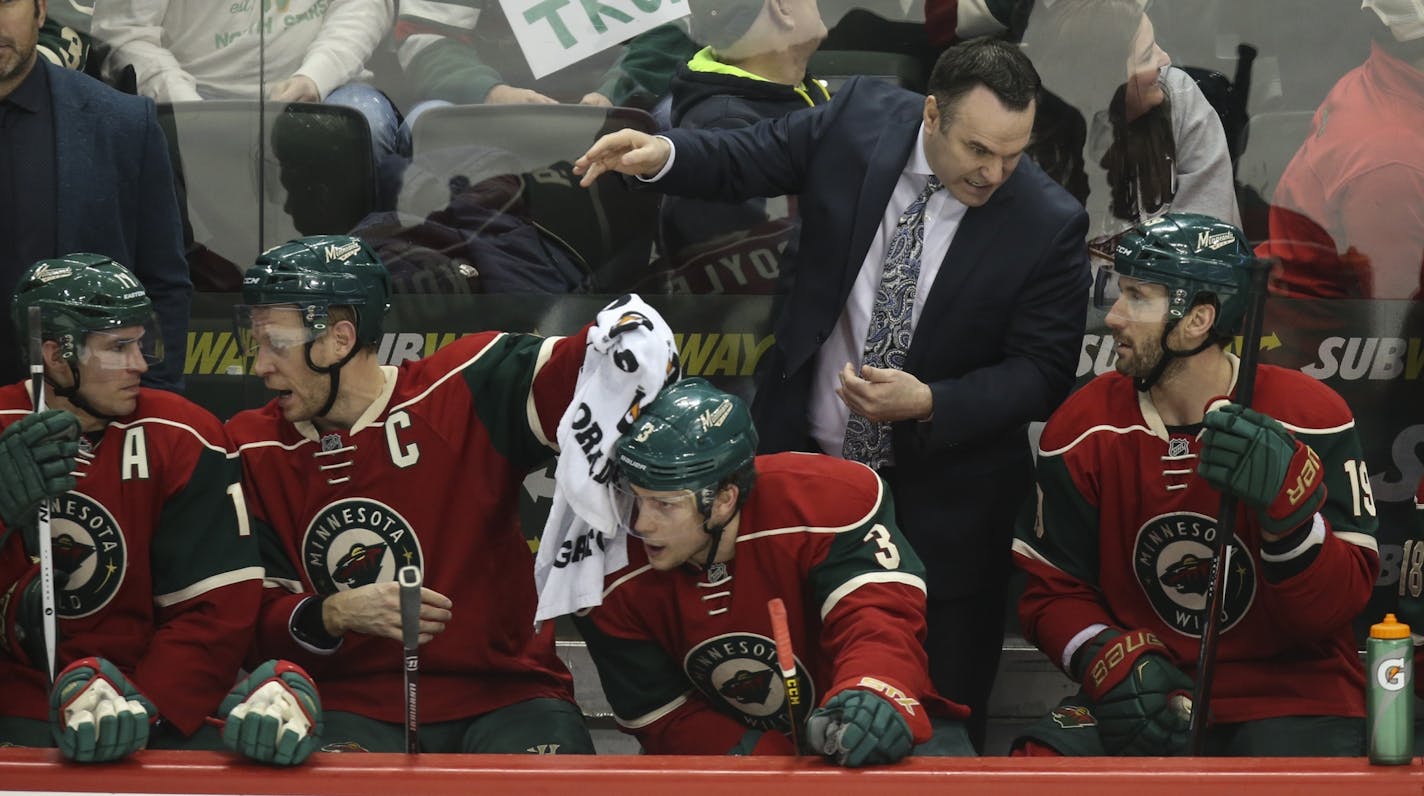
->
[1262, 442, 1325, 533]
[828, 675, 933, 743]
[1080, 629, 1172, 701]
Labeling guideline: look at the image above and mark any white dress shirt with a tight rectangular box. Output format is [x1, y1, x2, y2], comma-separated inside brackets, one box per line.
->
[808, 124, 968, 458]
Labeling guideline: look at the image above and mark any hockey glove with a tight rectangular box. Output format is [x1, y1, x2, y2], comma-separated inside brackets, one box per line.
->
[0, 564, 47, 666]
[1199, 403, 1324, 535]
[806, 677, 925, 767]
[50, 657, 156, 762]
[1077, 629, 1192, 756]
[218, 659, 323, 766]
[0, 409, 79, 530]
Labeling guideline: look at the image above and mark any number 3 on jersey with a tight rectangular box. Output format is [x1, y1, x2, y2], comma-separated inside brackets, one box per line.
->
[863, 523, 901, 570]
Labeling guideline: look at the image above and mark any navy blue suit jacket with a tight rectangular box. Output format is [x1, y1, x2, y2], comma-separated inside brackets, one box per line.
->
[46, 60, 190, 391]
[658, 77, 1090, 591]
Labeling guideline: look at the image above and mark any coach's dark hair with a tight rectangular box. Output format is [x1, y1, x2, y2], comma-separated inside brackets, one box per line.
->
[928, 36, 1041, 129]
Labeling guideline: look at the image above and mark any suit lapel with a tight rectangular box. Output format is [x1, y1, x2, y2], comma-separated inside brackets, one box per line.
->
[840, 103, 922, 303]
[49, 64, 94, 250]
[907, 173, 1021, 363]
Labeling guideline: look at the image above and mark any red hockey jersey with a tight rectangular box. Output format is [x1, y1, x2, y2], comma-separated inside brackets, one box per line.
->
[1014, 362, 1379, 723]
[0, 385, 262, 735]
[226, 330, 587, 723]
[575, 453, 965, 754]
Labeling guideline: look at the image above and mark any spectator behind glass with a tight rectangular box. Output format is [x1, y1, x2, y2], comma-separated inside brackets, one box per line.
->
[649, 0, 830, 295]
[37, 0, 89, 71]
[0, 0, 190, 391]
[395, 1, 695, 107]
[1022, 0, 1239, 267]
[91, 0, 400, 160]
[1261, 0, 1424, 300]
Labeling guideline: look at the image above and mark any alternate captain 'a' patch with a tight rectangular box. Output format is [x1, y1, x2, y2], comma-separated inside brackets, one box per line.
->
[48, 493, 127, 618]
[1134, 511, 1255, 637]
[303, 499, 423, 593]
[684, 632, 815, 732]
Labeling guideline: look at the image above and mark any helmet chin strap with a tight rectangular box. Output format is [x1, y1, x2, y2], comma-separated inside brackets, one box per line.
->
[700, 508, 742, 571]
[303, 341, 363, 420]
[1133, 319, 1216, 392]
[50, 367, 118, 425]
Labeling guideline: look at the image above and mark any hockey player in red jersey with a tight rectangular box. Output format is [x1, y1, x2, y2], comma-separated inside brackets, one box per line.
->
[0, 255, 301, 763]
[227, 235, 596, 754]
[574, 378, 973, 764]
[1012, 213, 1379, 756]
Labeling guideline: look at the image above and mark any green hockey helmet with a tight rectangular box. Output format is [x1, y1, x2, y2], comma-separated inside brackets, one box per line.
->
[11, 254, 162, 367]
[1104, 212, 1256, 337]
[615, 378, 758, 495]
[240, 235, 391, 346]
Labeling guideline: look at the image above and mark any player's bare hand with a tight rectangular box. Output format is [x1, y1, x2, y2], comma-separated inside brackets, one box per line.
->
[837, 363, 934, 422]
[322, 583, 452, 645]
[579, 92, 613, 107]
[573, 129, 669, 187]
[269, 76, 320, 103]
[485, 84, 558, 105]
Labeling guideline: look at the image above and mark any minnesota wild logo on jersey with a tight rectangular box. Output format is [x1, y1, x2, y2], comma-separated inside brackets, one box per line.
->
[303, 499, 422, 593]
[684, 632, 815, 732]
[1134, 511, 1255, 637]
[48, 493, 127, 618]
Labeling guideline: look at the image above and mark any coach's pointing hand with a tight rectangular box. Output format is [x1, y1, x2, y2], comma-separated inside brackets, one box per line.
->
[323, 582, 452, 644]
[573, 130, 671, 187]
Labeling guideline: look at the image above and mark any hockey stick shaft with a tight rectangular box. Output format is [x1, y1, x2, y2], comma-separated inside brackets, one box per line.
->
[28, 307, 56, 684]
[1187, 258, 1272, 754]
[767, 598, 809, 754]
[397, 565, 422, 754]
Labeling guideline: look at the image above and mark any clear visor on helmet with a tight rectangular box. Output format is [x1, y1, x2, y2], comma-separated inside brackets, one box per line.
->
[611, 481, 701, 539]
[74, 317, 165, 371]
[233, 304, 322, 358]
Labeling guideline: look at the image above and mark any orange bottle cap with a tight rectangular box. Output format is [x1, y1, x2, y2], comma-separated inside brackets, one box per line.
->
[1371, 613, 1412, 639]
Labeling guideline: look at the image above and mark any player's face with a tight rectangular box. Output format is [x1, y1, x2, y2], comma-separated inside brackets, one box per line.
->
[624, 485, 714, 571]
[245, 306, 332, 424]
[0, 0, 43, 89]
[1124, 14, 1170, 121]
[1105, 275, 1170, 379]
[922, 85, 1034, 208]
[72, 325, 149, 419]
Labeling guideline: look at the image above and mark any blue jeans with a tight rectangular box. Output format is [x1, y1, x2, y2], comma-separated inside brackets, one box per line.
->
[326, 82, 401, 161]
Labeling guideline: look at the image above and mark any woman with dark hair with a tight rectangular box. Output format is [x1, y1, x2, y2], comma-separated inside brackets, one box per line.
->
[1023, 0, 1239, 258]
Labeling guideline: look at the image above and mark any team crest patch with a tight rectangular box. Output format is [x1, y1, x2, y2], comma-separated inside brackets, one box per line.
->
[303, 499, 422, 593]
[684, 632, 814, 732]
[47, 493, 126, 618]
[1134, 511, 1255, 637]
[1050, 705, 1097, 729]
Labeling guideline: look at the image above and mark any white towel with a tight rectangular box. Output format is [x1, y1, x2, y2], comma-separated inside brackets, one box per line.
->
[533, 295, 678, 627]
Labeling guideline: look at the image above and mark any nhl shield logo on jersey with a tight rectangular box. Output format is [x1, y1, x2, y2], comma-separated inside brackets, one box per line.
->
[303, 499, 422, 593]
[47, 493, 127, 618]
[684, 633, 815, 731]
[1134, 511, 1255, 637]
